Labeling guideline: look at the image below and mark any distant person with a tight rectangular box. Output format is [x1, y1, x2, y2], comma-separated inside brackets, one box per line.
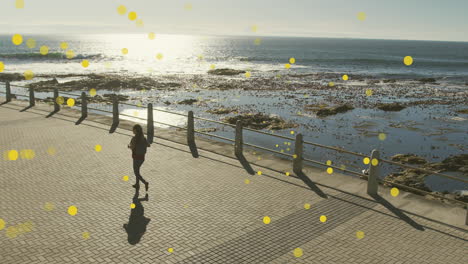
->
[128, 124, 150, 191]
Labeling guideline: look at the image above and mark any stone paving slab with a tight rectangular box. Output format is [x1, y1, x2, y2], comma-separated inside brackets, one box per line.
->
[0, 98, 467, 264]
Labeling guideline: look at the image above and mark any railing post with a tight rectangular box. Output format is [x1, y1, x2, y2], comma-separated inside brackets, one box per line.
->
[187, 111, 195, 145]
[147, 103, 154, 144]
[293, 133, 303, 174]
[235, 120, 243, 157]
[53, 88, 60, 112]
[81, 92, 87, 118]
[5, 81, 11, 102]
[367, 149, 380, 196]
[29, 86, 35, 107]
[112, 95, 119, 126]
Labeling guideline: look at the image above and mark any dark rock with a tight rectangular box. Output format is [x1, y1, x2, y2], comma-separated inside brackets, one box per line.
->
[206, 108, 237, 115]
[178, 99, 198, 105]
[456, 109, 468, 114]
[419, 78, 436, 83]
[391, 154, 427, 164]
[164, 101, 171, 105]
[0, 73, 23, 82]
[208, 68, 246, 76]
[377, 102, 406, 112]
[310, 104, 354, 117]
[223, 113, 298, 130]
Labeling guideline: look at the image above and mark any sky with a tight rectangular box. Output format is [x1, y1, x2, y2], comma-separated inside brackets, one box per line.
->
[0, 0, 467, 42]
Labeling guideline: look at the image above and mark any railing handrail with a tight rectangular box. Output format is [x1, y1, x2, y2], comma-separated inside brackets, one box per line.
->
[2, 81, 467, 185]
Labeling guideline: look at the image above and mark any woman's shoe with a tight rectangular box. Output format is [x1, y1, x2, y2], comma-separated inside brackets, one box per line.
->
[132, 184, 140, 189]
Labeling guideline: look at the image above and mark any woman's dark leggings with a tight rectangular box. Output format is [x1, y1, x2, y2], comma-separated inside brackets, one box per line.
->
[133, 159, 147, 184]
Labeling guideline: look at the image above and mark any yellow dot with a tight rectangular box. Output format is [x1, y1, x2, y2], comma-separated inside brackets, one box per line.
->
[47, 147, 57, 156]
[66, 50, 75, 59]
[56, 96, 64, 105]
[257, 171, 262, 175]
[304, 203, 311, 210]
[81, 60, 90, 68]
[197, 54, 204, 60]
[23, 221, 33, 232]
[67, 98, 75, 107]
[326, 160, 332, 166]
[40, 46, 49, 55]
[24, 70, 34, 80]
[327, 167, 333, 174]
[68, 205, 78, 216]
[82, 232, 90, 240]
[136, 19, 144, 28]
[280, 149, 284, 153]
[285, 172, 290, 176]
[254, 38, 262, 45]
[251, 25, 258, 32]
[391, 187, 399, 197]
[293, 154, 298, 159]
[20, 149, 35, 160]
[148, 32, 156, 40]
[156, 53, 163, 60]
[15, 0, 24, 9]
[342, 74, 349, 81]
[356, 231, 365, 239]
[340, 164, 346, 170]
[44, 202, 55, 211]
[60, 42, 68, 50]
[289, 57, 296, 64]
[121, 48, 128, 55]
[357, 12, 366, 21]
[184, 3, 193, 10]
[263, 216, 271, 224]
[117, 5, 127, 15]
[12, 34, 23, 46]
[371, 158, 379, 166]
[128, 11, 137, 21]
[130, 203, 136, 209]
[133, 111, 139, 117]
[6, 226, 18, 238]
[329, 82, 335, 87]
[26, 38, 36, 49]
[0, 61, 4, 72]
[210, 64, 216, 70]
[0, 219, 5, 231]
[290, 130, 295, 135]
[244, 179, 250, 184]
[286, 148, 291, 151]
[168, 248, 174, 253]
[95, 145, 102, 152]
[378, 133, 387, 141]
[320, 215, 327, 223]
[363, 157, 370, 165]
[8, 150, 18, 161]
[89, 88, 97, 97]
[404, 56, 413, 66]
[245, 71, 251, 78]
[285, 63, 291, 69]
[122, 175, 129, 182]
[288, 142, 291, 146]
[293, 247, 303, 258]
[365, 89, 373, 96]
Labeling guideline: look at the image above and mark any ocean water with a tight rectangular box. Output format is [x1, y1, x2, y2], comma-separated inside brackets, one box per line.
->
[1, 34, 468, 80]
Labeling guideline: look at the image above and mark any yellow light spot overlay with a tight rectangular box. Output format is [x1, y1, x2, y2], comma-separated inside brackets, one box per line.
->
[0, 61, 4, 72]
[356, 231, 365, 239]
[285, 172, 290, 176]
[122, 48, 128, 55]
[12, 34, 23, 46]
[366, 89, 373, 96]
[82, 232, 90, 240]
[245, 72, 251, 78]
[128, 11, 137, 21]
[210, 64, 216, 70]
[60, 42, 68, 50]
[168, 248, 174, 253]
[320, 215, 327, 223]
[16, 0, 24, 9]
[378, 133, 387, 141]
[130, 203, 136, 209]
[391, 187, 399, 197]
[244, 179, 250, 184]
[117, 5, 127, 15]
[285, 63, 291, 69]
[66, 50, 75, 59]
[156, 53, 163, 60]
[136, 19, 144, 28]
[254, 38, 262, 45]
[95, 145, 102, 152]
[342, 74, 349, 81]
[44, 202, 55, 211]
[293, 248, 303, 258]
[148, 32, 156, 40]
[327, 167, 333, 174]
[67, 98, 75, 107]
[357, 12, 366, 21]
[263, 216, 271, 224]
[123, 175, 129, 182]
[68, 205, 78, 216]
[40, 46, 49, 55]
[251, 25, 258, 32]
[404, 56, 413, 66]
[289, 58, 296, 64]
[90, 88, 97, 97]
[47, 147, 57, 156]
[371, 158, 379, 166]
[363, 157, 370, 165]
[0, 219, 6, 231]
[304, 203, 311, 210]
[56, 96, 65, 105]
[329, 82, 335, 87]
[257, 171, 262, 175]
[326, 160, 332, 166]
[24, 70, 34, 80]
[184, 3, 193, 11]
[26, 39, 36, 49]
[81, 60, 90, 68]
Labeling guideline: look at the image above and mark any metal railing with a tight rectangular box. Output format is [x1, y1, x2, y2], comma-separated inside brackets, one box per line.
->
[1, 81, 467, 224]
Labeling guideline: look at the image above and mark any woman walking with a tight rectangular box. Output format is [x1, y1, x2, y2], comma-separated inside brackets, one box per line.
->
[128, 124, 150, 191]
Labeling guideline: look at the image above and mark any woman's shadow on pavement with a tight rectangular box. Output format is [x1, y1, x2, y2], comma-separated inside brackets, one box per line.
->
[123, 187, 151, 245]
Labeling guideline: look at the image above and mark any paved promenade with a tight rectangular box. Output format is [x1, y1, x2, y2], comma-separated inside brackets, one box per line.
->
[0, 98, 467, 264]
